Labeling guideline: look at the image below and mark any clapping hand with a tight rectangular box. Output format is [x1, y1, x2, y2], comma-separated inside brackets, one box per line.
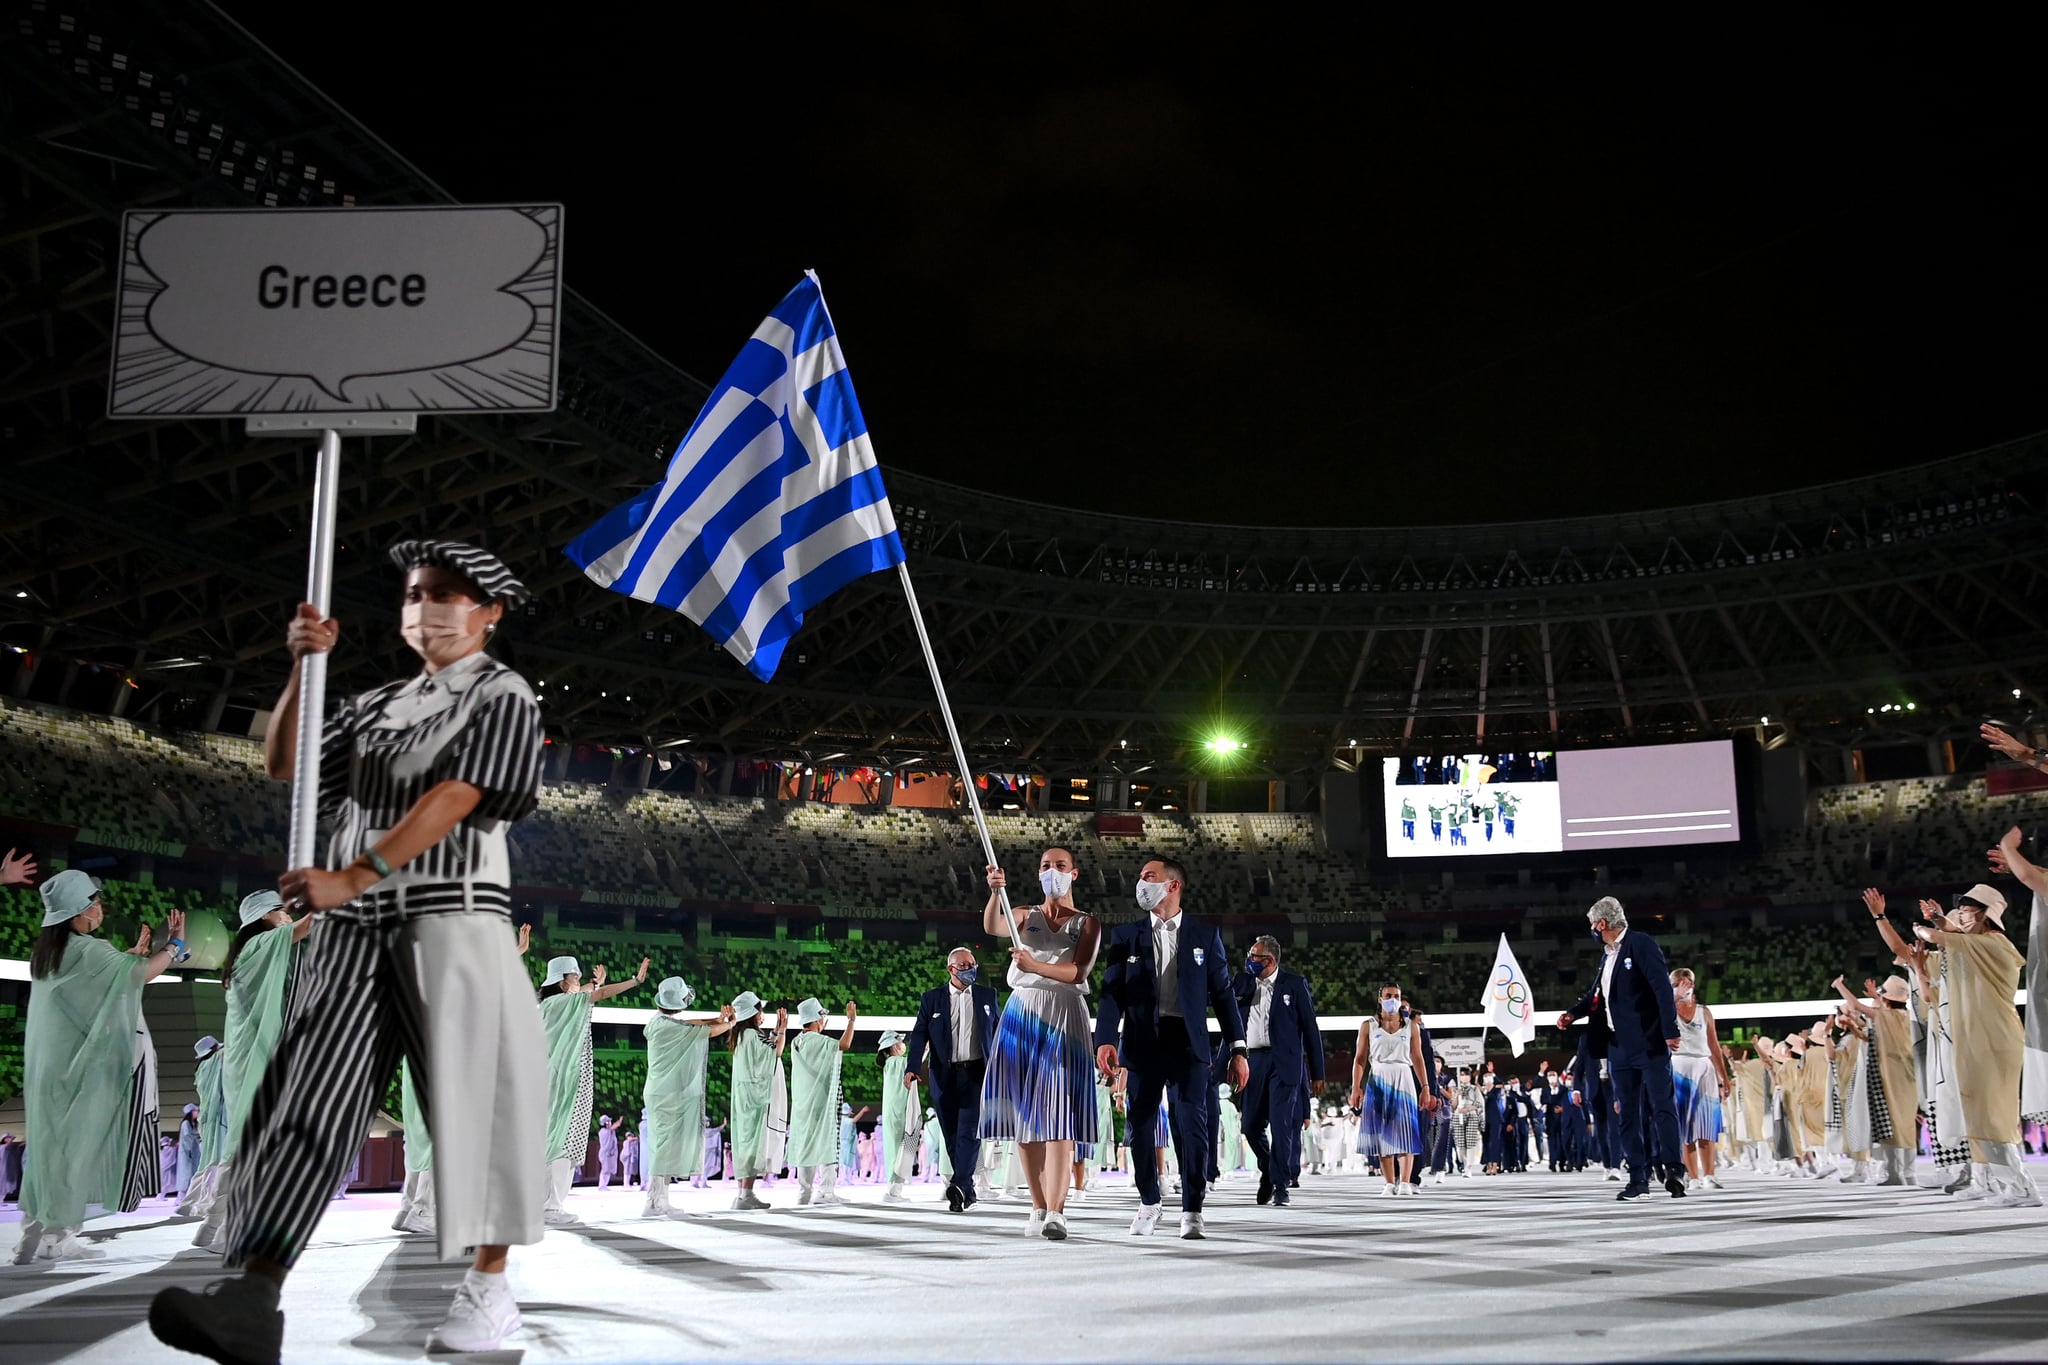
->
[128, 923, 152, 957]
[591, 963, 609, 989]
[1987, 825, 2023, 875]
[0, 848, 36, 887]
[844, 999, 858, 1022]
[1861, 888, 1886, 918]
[636, 957, 651, 984]
[516, 923, 532, 956]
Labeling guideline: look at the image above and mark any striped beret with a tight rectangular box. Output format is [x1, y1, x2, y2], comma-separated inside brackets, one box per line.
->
[387, 540, 531, 606]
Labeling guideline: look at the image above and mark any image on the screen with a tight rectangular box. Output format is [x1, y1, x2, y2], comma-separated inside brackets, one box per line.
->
[1384, 752, 1564, 857]
[1382, 741, 1740, 858]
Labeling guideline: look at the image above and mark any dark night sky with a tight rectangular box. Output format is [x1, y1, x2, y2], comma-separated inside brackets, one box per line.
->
[228, 6, 2046, 527]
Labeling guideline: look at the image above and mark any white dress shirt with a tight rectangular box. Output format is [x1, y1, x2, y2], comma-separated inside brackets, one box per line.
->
[1246, 972, 1276, 1048]
[949, 981, 981, 1062]
[1598, 936, 1620, 1030]
[1152, 912, 1182, 1018]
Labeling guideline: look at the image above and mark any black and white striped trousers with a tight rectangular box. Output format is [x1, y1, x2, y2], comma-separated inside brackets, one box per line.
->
[222, 909, 430, 1268]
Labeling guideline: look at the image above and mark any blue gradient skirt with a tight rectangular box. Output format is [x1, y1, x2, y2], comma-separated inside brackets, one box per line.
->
[1673, 1054, 1723, 1145]
[1357, 1062, 1423, 1159]
[978, 987, 1098, 1144]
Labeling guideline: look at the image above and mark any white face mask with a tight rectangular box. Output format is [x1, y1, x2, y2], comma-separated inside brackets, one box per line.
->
[1134, 879, 1169, 913]
[1039, 868, 1074, 899]
[401, 600, 489, 667]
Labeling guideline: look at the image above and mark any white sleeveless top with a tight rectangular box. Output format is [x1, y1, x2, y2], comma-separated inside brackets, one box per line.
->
[1369, 1020, 1412, 1066]
[1675, 1006, 1711, 1058]
[1007, 905, 1091, 995]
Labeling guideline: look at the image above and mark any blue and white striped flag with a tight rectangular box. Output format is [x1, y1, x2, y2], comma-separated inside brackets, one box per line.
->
[565, 272, 905, 681]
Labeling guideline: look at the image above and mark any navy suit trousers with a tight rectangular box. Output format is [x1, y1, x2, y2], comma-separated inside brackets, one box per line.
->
[1240, 1050, 1305, 1186]
[1126, 1018, 1214, 1213]
[931, 1061, 985, 1203]
[1610, 1046, 1682, 1180]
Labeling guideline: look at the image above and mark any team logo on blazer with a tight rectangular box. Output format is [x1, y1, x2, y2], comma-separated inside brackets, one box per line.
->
[1127, 954, 1139, 964]
[1283, 993, 1292, 1006]
[1192, 947, 1205, 965]
[1624, 957, 1633, 971]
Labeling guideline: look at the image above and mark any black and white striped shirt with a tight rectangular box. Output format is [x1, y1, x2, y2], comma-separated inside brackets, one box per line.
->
[318, 650, 543, 917]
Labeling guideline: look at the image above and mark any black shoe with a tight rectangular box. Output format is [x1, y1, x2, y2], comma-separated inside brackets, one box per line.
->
[1664, 1171, 1688, 1198]
[945, 1185, 965, 1213]
[150, 1279, 284, 1365]
[1256, 1176, 1273, 1206]
[1272, 1187, 1291, 1207]
[1616, 1183, 1650, 1201]
[1289, 1178, 1300, 1189]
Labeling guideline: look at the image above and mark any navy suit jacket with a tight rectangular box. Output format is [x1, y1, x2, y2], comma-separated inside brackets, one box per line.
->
[905, 982, 999, 1082]
[1095, 912, 1247, 1067]
[1228, 968, 1326, 1087]
[1569, 929, 1679, 1059]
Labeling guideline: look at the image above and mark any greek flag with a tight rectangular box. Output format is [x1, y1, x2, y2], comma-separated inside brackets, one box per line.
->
[565, 272, 905, 681]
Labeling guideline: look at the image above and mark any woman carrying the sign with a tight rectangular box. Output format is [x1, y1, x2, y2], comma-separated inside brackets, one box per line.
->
[151, 539, 550, 1362]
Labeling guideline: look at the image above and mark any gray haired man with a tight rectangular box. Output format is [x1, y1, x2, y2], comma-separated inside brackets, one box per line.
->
[1229, 935, 1325, 1207]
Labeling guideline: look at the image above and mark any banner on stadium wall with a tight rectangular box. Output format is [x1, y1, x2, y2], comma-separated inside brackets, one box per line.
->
[73, 831, 186, 858]
[580, 890, 682, 909]
[107, 204, 563, 416]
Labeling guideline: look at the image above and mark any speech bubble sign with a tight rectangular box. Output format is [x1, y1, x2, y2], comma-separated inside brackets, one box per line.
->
[109, 205, 561, 415]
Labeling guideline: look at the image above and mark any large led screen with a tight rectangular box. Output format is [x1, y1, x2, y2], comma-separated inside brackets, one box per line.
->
[1383, 741, 1739, 858]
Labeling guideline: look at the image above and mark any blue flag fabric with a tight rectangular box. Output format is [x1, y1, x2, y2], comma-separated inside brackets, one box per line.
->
[565, 272, 905, 681]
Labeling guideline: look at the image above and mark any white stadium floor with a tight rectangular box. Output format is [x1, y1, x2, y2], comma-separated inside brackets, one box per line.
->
[5, 1160, 2048, 1364]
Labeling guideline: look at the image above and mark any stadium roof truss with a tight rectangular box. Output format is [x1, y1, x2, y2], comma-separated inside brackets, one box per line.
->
[2, 2, 2044, 789]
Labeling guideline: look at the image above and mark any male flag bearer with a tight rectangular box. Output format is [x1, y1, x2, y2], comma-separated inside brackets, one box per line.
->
[1095, 856, 1248, 1240]
[1231, 936, 1324, 1207]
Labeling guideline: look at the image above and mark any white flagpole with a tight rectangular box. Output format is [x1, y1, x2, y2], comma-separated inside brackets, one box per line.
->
[895, 561, 1022, 943]
[286, 428, 342, 871]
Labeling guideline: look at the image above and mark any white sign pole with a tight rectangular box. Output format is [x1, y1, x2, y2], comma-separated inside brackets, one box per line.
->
[895, 562, 1021, 943]
[286, 427, 342, 872]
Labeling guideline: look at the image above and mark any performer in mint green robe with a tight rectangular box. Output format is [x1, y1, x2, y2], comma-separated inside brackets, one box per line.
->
[786, 997, 858, 1206]
[877, 1030, 919, 1202]
[921, 1106, 951, 1183]
[16, 871, 185, 1264]
[537, 953, 647, 1227]
[641, 977, 735, 1217]
[725, 991, 787, 1209]
[177, 1036, 227, 1218]
[192, 890, 310, 1246]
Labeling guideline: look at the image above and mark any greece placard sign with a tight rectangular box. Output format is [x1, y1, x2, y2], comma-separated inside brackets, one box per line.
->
[108, 204, 562, 416]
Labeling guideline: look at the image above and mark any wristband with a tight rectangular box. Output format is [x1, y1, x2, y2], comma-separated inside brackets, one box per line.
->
[360, 849, 393, 878]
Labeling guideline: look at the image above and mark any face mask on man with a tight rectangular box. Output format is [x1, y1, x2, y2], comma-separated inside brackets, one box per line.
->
[1246, 956, 1270, 977]
[952, 964, 978, 985]
[401, 599, 489, 666]
[1134, 879, 1169, 913]
[1039, 868, 1074, 899]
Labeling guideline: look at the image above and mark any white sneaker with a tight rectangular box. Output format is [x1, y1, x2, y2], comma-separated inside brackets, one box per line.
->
[1130, 1204, 1162, 1236]
[11, 1221, 44, 1266]
[1949, 1185, 1988, 1203]
[39, 1232, 105, 1262]
[882, 1183, 911, 1205]
[813, 1191, 847, 1207]
[1023, 1210, 1046, 1238]
[1704, 1176, 1725, 1190]
[732, 1190, 769, 1211]
[1380, 1183, 1396, 1197]
[1605, 1169, 1623, 1182]
[1179, 1212, 1206, 1240]
[1042, 1210, 1068, 1241]
[1431, 1172, 1447, 1185]
[400, 1209, 436, 1235]
[428, 1273, 522, 1353]
[1989, 1189, 2044, 1209]
[542, 1208, 581, 1227]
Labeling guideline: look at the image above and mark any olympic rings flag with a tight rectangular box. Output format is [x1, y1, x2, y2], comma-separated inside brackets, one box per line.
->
[1483, 933, 1539, 1057]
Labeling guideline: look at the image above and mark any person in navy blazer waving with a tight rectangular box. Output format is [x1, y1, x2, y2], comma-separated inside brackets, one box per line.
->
[1555, 896, 1685, 1201]
[1229, 935, 1324, 1207]
[904, 947, 1000, 1211]
[1094, 854, 1248, 1240]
